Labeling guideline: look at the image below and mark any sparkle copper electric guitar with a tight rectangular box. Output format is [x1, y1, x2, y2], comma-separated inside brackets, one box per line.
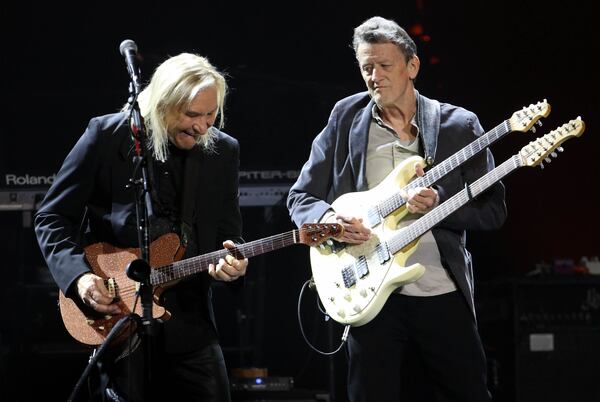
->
[59, 223, 343, 346]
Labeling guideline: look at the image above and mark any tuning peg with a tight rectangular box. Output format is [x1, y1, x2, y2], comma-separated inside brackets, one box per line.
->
[530, 126, 537, 134]
[544, 157, 552, 163]
[557, 146, 564, 152]
[539, 162, 545, 170]
[551, 152, 558, 158]
[536, 120, 543, 127]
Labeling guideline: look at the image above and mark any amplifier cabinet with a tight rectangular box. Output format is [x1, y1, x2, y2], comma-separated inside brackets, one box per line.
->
[512, 277, 600, 402]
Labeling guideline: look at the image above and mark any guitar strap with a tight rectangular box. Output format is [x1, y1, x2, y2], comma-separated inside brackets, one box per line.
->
[179, 147, 202, 248]
[76, 206, 89, 245]
[415, 91, 441, 165]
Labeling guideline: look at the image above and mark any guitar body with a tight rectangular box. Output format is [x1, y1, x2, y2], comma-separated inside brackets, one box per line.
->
[310, 237, 424, 326]
[59, 233, 183, 346]
[351, 154, 425, 226]
[310, 155, 427, 326]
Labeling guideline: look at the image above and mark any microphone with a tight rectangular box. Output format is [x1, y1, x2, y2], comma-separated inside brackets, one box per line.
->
[119, 39, 141, 92]
[119, 39, 146, 145]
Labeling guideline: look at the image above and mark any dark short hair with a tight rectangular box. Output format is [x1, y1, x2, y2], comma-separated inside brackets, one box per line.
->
[353, 16, 417, 61]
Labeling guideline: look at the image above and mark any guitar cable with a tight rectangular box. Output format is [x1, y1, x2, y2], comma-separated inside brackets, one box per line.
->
[297, 278, 351, 355]
[68, 314, 139, 402]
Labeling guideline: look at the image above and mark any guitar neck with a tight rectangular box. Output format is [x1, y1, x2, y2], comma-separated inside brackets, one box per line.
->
[150, 229, 302, 285]
[389, 154, 521, 254]
[378, 120, 511, 218]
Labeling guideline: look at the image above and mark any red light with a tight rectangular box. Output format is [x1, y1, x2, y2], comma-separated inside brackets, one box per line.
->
[409, 23, 424, 36]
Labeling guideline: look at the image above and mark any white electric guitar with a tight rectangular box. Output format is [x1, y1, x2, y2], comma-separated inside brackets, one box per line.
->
[308, 101, 549, 297]
[355, 100, 550, 231]
[310, 117, 584, 326]
[308, 100, 550, 323]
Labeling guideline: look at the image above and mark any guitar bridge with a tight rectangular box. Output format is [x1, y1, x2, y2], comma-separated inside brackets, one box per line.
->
[342, 264, 356, 288]
[341, 255, 369, 289]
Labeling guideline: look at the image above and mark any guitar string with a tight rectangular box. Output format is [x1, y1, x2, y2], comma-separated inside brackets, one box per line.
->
[110, 230, 316, 301]
[389, 156, 520, 254]
[117, 118, 546, 303]
[111, 108, 546, 315]
[378, 120, 509, 218]
[384, 107, 549, 250]
[113, 231, 298, 299]
[352, 122, 556, 281]
[96, 108, 547, 317]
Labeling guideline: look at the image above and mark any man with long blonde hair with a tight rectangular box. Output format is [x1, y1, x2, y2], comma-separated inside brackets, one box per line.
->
[35, 52, 247, 401]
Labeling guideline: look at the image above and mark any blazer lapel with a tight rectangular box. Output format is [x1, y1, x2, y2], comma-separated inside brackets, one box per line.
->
[348, 99, 375, 192]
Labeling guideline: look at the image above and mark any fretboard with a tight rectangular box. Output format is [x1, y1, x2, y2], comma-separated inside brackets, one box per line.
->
[378, 120, 511, 218]
[389, 154, 520, 254]
[150, 229, 301, 285]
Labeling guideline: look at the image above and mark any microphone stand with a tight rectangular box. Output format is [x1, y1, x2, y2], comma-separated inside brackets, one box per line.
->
[68, 44, 154, 402]
[68, 314, 139, 402]
[123, 57, 155, 401]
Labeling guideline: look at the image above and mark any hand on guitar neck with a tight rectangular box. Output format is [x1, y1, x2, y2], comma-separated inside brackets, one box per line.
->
[207, 239, 248, 281]
[401, 163, 439, 214]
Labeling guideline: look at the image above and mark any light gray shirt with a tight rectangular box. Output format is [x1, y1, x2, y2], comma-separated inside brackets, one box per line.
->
[366, 105, 456, 296]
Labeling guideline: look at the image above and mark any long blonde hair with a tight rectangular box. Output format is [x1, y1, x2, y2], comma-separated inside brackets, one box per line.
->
[134, 53, 227, 161]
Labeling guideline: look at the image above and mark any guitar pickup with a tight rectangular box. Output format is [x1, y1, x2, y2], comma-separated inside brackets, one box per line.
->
[355, 255, 369, 279]
[375, 242, 391, 264]
[106, 278, 118, 300]
[366, 206, 381, 228]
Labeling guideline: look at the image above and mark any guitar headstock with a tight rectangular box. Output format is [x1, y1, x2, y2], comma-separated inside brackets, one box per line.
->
[299, 223, 344, 246]
[508, 99, 551, 132]
[520, 117, 585, 167]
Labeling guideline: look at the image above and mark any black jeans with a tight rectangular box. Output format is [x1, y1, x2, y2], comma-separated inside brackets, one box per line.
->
[101, 341, 231, 402]
[346, 291, 491, 402]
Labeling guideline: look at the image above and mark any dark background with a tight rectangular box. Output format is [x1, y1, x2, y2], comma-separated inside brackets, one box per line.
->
[1, 1, 598, 401]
